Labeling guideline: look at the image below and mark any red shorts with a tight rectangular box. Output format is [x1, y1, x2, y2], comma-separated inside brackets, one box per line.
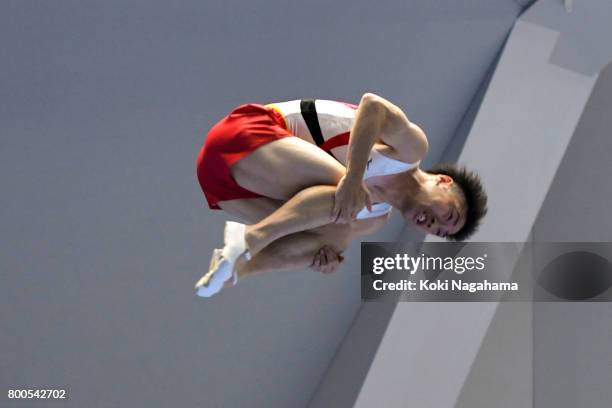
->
[196, 103, 292, 209]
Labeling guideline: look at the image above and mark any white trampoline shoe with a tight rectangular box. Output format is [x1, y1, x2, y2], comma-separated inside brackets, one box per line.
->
[194, 222, 251, 298]
[195, 249, 232, 297]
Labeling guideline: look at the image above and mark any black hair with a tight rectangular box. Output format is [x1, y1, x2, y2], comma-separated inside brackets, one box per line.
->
[426, 163, 488, 241]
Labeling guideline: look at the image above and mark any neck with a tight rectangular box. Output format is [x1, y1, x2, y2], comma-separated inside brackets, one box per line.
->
[367, 168, 429, 210]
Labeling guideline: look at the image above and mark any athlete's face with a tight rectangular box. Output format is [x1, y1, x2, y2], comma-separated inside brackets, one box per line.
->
[402, 174, 466, 238]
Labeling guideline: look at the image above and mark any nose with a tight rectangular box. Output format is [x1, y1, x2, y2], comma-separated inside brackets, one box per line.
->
[426, 217, 445, 236]
[427, 217, 436, 229]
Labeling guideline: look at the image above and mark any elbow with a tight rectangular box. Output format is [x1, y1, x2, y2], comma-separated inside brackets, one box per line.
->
[419, 134, 429, 158]
[409, 123, 429, 160]
[360, 92, 385, 116]
[360, 92, 382, 107]
[418, 139, 429, 160]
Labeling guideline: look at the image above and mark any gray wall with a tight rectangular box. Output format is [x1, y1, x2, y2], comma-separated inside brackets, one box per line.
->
[1, 1, 523, 407]
[530, 62, 612, 408]
[308, 16, 511, 408]
[311, 1, 612, 407]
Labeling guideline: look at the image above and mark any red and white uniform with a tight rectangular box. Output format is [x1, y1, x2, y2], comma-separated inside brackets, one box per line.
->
[196, 99, 418, 218]
[265, 99, 358, 163]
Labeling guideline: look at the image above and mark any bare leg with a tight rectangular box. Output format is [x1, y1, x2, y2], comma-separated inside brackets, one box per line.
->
[234, 213, 387, 280]
[234, 224, 351, 280]
[209, 197, 388, 290]
[243, 185, 337, 255]
[218, 192, 388, 272]
[218, 197, 284, 224]
[217, 197, 349, 283]
[217, 136, 347, 257]
[230, 136, 345, 200]
[199, 135, 385, 289]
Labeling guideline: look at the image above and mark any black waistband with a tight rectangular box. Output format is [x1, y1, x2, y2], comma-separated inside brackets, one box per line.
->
[300, 99, 335, 158]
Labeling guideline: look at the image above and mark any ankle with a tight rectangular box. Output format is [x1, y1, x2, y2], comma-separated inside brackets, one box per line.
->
[235, 255, 249, 280]
[244, 224, 264, 255]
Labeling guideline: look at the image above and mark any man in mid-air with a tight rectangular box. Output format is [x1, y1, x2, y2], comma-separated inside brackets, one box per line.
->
[194, 93, 487, 297]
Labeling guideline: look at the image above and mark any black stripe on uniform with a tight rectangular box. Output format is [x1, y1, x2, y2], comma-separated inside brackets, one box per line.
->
[300, 99, 335, 158]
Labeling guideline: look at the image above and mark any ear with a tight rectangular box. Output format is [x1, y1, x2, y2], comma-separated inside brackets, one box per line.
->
[436, 174, 453, 185]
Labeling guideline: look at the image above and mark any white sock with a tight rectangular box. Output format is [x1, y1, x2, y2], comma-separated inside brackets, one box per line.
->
[223, 221, 249, 261]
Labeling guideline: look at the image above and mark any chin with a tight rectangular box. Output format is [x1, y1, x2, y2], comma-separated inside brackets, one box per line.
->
[402, 212, 415, 224]
[404, 218, 423, 233]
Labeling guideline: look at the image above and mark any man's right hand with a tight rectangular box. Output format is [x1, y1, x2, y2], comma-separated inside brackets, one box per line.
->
[332, 174, 373, 224]
[310, 245, 345, 275]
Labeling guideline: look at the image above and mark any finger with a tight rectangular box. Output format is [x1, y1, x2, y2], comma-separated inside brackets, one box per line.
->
[331, 204, 339, 222]
[320, 262, 328, 274]
[321, 248, 329, 265]
[314, 252, 321, 268]
[349, 203, 358, 220]
[332, 190, 343, 219]
[324, 247, 338, 263]
[365, 190, 373, 212]
[319, 248, 333, 270]
[324, 263, 338, 274]
[334, 209, 343, 223]
[321, 249, 338, 274]
[344, 207, 353, 223]
[310, 255, 319, 271]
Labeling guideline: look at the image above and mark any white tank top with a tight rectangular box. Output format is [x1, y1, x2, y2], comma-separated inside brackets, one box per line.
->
[355, 149, 419, 220]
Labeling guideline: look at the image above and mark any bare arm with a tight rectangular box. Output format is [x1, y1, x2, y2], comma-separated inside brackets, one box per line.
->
[332, 93, 429, 222]
[346, 92, 428, 180]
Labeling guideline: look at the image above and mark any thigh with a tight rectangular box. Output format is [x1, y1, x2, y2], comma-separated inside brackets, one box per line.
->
[218, 197, 283, 224]
[231, 136, 346, 200]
